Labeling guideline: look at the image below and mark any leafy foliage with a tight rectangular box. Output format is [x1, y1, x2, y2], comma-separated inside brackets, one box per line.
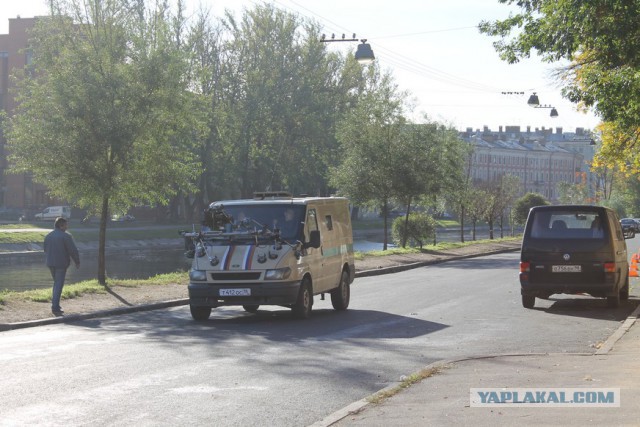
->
[391, 213, 436, 249]
[479, 0, 640, 169]
[4, 0, 198, 283]
[512, 192, 550, 225]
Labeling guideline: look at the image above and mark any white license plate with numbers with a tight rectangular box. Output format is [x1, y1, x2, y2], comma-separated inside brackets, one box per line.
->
[219, 288, 251, 296]
[220, 288, 251, 297]
[552, 265, 581, 273]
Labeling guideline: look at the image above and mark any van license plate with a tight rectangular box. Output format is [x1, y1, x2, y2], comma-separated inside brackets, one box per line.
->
[219, 288, 251, 296]
[552, 265, 581, 273]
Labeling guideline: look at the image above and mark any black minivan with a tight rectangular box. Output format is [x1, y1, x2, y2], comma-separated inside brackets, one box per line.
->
[520, 205, 630, 309]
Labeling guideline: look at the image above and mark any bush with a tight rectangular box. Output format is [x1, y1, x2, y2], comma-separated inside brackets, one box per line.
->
[392, 213, 436, 248]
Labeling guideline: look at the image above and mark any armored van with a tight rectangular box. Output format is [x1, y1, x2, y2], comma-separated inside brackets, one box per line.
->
[183, 193, 355, 320]
[520, 205, 630, 309]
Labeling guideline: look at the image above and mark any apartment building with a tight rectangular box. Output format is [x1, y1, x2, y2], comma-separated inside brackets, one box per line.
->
[460, 125, 596, 202]
[0, 17, 54, 213]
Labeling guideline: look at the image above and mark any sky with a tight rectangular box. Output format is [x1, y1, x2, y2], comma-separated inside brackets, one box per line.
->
[0, 0, 601, 133]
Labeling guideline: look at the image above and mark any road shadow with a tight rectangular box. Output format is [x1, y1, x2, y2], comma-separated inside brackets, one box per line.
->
[530, 295, 639, 321]
[69, 306, 449, 344]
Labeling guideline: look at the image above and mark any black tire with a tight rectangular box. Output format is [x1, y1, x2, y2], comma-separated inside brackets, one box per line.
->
[190, 305, 211, 321]
[522, 295, 535, 309]
[243, 304, 260, 313]
[331, 270, 350, 311]
[607, 292, 620, 308]
[292, 278, 313, 319]
[620, 275, 630, 301]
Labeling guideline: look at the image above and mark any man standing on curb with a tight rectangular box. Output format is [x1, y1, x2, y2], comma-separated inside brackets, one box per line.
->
[44, 217, 80, 316]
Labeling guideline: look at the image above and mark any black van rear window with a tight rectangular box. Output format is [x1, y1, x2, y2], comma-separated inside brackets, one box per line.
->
[529, 210, 605, 239]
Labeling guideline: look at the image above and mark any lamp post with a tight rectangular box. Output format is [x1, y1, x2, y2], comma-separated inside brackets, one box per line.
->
[320, 33, 375, 65]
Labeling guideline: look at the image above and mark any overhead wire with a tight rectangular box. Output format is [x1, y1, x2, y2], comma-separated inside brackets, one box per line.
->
[276, 0, 512, 95]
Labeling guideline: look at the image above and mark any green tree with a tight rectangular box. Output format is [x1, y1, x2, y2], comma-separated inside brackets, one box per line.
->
[4, 0, 197, 284]
[391, 212, 436, 249]
[466, 187, 491, 241]
[394, 121, 469, 246]
[479, 0, 640, 169]
[512, 193, 550, 225]
[330, 64, 407, 250]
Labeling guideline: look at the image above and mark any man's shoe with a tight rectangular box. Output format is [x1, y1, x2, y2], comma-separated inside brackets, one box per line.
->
[52, 309, 64, 316]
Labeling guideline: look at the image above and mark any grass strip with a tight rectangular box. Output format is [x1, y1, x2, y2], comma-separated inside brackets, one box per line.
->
[366, 365, 449, 405]
[0, 272, 188, 306]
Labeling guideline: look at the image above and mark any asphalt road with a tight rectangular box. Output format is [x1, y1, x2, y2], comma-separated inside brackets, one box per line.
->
[1, 251, 638, 426]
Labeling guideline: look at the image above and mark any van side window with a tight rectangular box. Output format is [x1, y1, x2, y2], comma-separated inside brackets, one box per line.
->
[325, 215, 333, 231]
[306, 209, 319, 239]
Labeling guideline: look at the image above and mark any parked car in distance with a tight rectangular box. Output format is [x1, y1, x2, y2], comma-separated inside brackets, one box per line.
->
[620, 218, 638, 237]
[34, 206, 71, 220]
[520, 205, 630, 309]
[111, 213, 136, 222]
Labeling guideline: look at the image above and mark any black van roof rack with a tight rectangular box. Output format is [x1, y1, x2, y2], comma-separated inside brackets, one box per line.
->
[253, 191, 293, 200]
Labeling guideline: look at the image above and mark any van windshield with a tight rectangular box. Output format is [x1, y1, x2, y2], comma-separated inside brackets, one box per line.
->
[529, 210, 605, 239]
[207, 204, 305, 241]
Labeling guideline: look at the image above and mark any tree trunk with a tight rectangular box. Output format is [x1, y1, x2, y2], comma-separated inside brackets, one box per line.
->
[460, 204, 465, 243]
[401, 197, 412, 248]
[382, 199, 389, 251]
[98, 195, 109, 285]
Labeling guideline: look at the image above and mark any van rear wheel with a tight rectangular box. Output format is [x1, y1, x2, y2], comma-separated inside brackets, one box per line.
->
[522, 295, 535, 309]
[190, 305, 211, 321]
[620, 275, 630, 301]
[292, 278, 312, 319]
[331, 271, 350, 311]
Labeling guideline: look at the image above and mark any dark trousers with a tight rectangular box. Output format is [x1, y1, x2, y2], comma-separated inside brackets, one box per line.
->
[49, 266, 68, 311]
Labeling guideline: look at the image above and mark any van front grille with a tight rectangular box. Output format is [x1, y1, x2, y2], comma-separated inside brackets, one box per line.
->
[210, 272, 261, 281]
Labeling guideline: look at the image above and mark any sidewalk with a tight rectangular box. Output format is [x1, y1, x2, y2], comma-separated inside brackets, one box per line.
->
[317, 305, 640, 427]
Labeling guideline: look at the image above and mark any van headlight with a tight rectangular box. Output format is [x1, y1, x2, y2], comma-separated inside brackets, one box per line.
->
[264, 267, 291, 280]
[189, 269, 207, 281]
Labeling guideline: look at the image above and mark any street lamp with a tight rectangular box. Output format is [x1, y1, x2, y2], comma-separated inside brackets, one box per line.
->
[535, 104, 559, 118]
[526, 92, 558, 117]
[320, 33, 375, 65]
[527, 92, 540, 107]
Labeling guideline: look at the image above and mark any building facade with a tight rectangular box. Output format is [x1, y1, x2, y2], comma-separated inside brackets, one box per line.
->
[460, 125, 596, 202]
[1, 17, 54, 214]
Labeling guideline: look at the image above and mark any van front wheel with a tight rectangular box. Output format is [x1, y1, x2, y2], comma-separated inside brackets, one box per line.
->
[522, 295, 535, 309]
[292, 279, 312, 319]
[331, 271, 350, 311]
[243, 305, 260, 313]
[190, 305, 211, 321]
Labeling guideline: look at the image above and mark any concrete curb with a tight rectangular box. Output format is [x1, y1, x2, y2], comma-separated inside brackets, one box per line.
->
[0, 299, 188, 332]
[354, 246, 520, 278]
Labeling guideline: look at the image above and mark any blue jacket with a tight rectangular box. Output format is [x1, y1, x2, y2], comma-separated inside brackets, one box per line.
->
[44, 229, 80, 268]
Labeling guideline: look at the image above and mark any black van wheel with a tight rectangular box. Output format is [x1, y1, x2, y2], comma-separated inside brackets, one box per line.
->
[331, 270, 350, 311]
[607, 293, 620, 308]
[522, 295, 535, 309]
[620, 276, 630, 301]
[190, 305, 211, 321]
[292, 278, 312, 319]
[243, 305, 260, 313]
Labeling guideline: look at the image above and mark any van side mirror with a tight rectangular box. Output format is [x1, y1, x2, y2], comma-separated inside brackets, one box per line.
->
[305, 230, 321, 249]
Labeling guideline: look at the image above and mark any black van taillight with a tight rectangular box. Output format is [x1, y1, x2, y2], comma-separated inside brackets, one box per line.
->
[604, 262, 616, 273]
[520, 262, 530, 273]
